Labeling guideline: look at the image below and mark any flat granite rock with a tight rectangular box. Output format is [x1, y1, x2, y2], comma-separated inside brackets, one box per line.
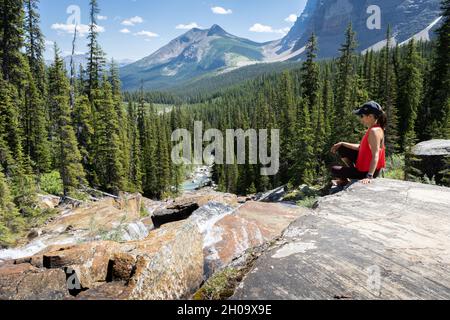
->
[232, 179, 450, 300]
[412, 139, 450, 156]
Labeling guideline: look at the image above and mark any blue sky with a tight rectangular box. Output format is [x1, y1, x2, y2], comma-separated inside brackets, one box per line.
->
[40, 0, 308, 61]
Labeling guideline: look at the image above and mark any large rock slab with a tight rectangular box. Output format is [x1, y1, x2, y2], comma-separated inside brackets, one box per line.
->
[192, 201, 309, 277]
[0, 219, 204, 300]
[0, 194, 149, 262]
[232, 179, 450, 300]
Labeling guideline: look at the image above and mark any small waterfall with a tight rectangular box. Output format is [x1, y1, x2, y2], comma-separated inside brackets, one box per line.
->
[120, 221, 149, 242]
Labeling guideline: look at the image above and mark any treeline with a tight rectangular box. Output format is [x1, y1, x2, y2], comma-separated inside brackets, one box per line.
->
[0, 0, 181, 245]
[179, 4, 449, 195]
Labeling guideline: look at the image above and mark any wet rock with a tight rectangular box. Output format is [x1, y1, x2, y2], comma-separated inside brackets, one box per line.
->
[0, 219, 204, 300]
[255, 186, 288, 203]
[0, 194, 147, 262]
[232, 179, 450, 300]
[193, 201, 308, 277]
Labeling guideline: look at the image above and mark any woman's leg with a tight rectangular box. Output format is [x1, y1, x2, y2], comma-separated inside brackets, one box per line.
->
[331, 166, 367, 180]
[337, 145, 359, 167]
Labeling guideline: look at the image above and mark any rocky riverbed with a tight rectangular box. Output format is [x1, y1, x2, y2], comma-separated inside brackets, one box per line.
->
[1, 177, 449, 300]
[0, 184, 309, 300]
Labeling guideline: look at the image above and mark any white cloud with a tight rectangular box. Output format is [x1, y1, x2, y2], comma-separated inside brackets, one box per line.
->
[176, 22, 201, 30]
[120, 28, 131, 34]
[51, 23, 105, 37]
[285, 14, 298, 23]
[249, 23, 288, 35]
[121, 16, 144, 26]
[45, 39, 55, 46]
[134, 30, 159, 40]
[211, 6, 232, 15]
[97, 15, 108, 21]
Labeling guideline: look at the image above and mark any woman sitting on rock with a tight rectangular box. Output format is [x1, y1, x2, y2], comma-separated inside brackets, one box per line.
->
[330, 101, 387, 186]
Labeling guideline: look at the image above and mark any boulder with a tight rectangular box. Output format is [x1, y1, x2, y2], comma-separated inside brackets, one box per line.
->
[37, 194, 61, 210]
[77, 219, 204, 300]
[0, 263, 70, 300]
[412, 139, 450, 156]
[0, 219, 204, 300]
[412, 140, 450, 184]
[232, 179, 450, 300]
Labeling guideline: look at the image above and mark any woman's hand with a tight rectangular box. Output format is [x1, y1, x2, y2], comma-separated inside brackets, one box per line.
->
[361, 178, 372, 185]
[331, 142, 343, 154]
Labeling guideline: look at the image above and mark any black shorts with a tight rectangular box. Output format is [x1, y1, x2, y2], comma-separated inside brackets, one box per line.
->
[331, 145, 380, 180]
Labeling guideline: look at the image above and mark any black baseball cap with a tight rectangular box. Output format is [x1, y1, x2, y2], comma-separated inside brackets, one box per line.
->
[353, 101, 383, 116]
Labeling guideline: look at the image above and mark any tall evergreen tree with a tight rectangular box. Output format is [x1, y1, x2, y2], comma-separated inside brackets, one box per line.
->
[48, 45, 86, 194]
[334, 23, 358, 142]
[93, 75, 125, 194]
[24, 0, 45, 93]
[398, 40, 423, 152]
[0, 0, 25, 85]
[22, 60, 51, 173]
[422, 0, 450, 139]
[86, 0, 105, 100]
[378, 26, 399, 155]
[300, 33, 323, 180]
[0, 168, 23, 246]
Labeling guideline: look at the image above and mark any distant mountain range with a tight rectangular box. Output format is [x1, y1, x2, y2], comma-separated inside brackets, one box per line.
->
[45, 54, 135, 72]
[119, 24, 299, 91]
[114, 0, 442, 91]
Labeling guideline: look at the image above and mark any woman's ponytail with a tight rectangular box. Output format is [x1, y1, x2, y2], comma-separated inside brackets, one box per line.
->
[376, 111, 387, 130]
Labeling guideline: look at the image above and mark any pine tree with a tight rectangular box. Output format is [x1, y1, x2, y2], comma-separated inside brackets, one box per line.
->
[155, 116, 171, 198]
[93, 75, 125, 194]
[301, 33, 325, 178]
[278, 71, 297, 183]
[398, 40, 423, 153]
[0, 75, 25, 174]
[109, 60, 132, 191]
[0, 168, 23, 246]
[48, 45, 86, 195]
[24, 0, 46, 93]
[86, 0, 105, 100]
[126, 100, 142, 192]
[22, 59, 51, 174]
[334, 23, 358, 143]
[422, 0, 450, 140]
[0, 0, 25, 85]
[378, 26, 400, 155]
[72, 94, 94, 179]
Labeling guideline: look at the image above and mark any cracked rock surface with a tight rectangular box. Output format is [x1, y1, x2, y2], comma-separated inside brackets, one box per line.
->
[232, 179, 450, 300]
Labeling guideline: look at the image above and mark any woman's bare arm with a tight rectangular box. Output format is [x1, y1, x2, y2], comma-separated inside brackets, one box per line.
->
[340, 142, 360, 151]
[331, 142, 360, 154]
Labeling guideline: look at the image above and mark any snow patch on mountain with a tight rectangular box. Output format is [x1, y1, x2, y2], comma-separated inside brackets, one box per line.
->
[399, 16, 443, 46]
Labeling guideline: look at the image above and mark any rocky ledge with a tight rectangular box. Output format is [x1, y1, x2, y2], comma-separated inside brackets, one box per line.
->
[0, 189, 308, 300]
[232, 179, 450, 300]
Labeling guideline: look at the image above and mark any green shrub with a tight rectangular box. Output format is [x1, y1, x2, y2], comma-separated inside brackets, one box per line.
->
[384, 154, 405, 180]
[297, 197, 318, 209]
[39, 171, 64, 195]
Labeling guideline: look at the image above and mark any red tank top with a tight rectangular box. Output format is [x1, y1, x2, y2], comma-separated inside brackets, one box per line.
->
[356, 125, 386, 172]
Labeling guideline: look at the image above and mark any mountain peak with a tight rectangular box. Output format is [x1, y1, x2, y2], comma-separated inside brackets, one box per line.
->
[208, 24, 228, 37]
